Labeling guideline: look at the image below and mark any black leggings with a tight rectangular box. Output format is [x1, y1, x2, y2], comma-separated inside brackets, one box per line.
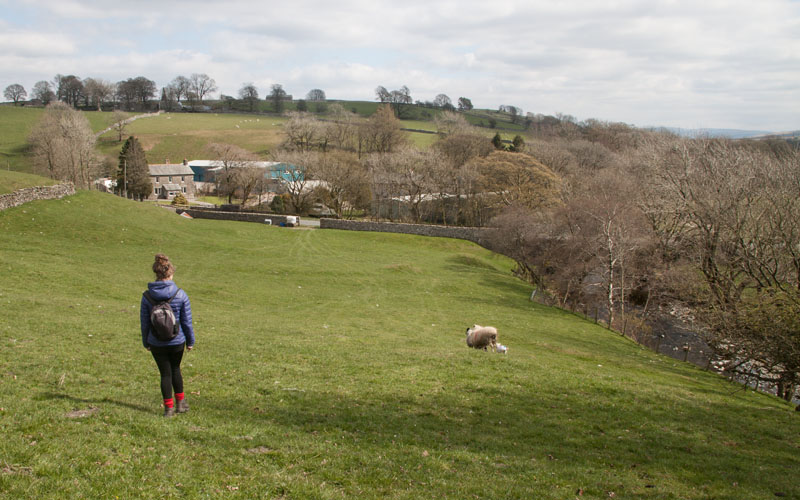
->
[150, 344, 185, 399]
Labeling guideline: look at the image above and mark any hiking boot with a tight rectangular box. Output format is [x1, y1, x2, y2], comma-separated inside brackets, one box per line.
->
[163, 406, 175, 418]
[176, 399, 189, 414]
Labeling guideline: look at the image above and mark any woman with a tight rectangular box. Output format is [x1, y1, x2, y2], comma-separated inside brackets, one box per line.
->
[140, 253, 195, 417]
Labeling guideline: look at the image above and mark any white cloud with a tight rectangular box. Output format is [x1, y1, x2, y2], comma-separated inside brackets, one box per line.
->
[1, 0, 798, 130]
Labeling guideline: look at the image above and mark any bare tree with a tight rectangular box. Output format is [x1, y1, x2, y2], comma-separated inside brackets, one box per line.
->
[83, 78, 115, 110]
[433, 94, 453, 109]
[31, 81, 55, 105]
[268, 84, 287, 113]
[306, 88, 326, 101]
[282, 112, 324, 152]
[29, 102, 101, 188]
[639, 136, 800, 399]
[238, 83, 259, 112]
[207, 143, 257, 204]
[374, 85, 390, 103]
[53, 74, 84, 107]
[359, 104, 406, 155]
[4, 84, 27, 105]
[270, 150, 317, 214]
[111, 110, 130, 142]
[169, 76, 191, 103]
[313, 151, 371, 218]
[189, 73, 217, 105]
[433, 111, 473, 136]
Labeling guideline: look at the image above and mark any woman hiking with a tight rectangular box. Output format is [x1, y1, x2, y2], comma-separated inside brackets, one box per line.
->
[141, 253, 195, 417]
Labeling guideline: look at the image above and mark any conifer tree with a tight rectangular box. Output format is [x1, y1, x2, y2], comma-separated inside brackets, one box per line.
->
[116, 136, 152, 200]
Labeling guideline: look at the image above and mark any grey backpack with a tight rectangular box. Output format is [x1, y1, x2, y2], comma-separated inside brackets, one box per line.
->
[143, 289, 180, 341]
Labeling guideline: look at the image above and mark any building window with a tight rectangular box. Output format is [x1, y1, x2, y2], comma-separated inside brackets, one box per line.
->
[155, 176, 159, 183]
[181, 176, 185, 181]
[182, 187, 186, 193]
[169, 176, 173, 182]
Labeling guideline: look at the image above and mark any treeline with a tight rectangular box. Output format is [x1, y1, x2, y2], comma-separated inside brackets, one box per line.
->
[10, 73, 227, 112]
[487, 119, 800, 403]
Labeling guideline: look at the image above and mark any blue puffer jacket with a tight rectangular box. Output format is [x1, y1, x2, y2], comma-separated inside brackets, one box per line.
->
[140, 280, 195, 348]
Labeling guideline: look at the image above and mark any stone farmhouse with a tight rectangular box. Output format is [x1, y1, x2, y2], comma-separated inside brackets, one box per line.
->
[148, 160, 195, 200]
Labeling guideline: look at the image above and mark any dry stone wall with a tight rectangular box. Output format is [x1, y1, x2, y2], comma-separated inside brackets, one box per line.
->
[0, 183, 76, 211]
[320, 218, 488, 245]
[181, 208, 294, 226]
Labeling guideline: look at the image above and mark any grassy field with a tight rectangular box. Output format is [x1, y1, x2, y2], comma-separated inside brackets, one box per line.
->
[0, 188, 798, 499]
[0, 170, 57, 195]
[1, 102, 522, 176]
[96, 112, 288, 165]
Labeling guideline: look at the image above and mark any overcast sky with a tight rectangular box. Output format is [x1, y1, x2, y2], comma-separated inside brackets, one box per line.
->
[1, 0, 798, 131]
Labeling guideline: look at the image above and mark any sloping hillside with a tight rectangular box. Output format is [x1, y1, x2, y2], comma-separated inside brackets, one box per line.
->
[0, 191, 797, 499]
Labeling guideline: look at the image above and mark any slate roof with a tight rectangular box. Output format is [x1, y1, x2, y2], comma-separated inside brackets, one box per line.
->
[149, 164, 194, 176]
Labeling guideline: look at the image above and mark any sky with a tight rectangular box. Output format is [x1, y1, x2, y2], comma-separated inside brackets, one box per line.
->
[1, 0, 799, 131]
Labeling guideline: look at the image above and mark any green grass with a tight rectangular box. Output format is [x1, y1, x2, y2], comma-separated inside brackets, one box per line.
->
[0, 170, 57, 194]
[0, 190, 798, 499]
[0, 107, 44, 172]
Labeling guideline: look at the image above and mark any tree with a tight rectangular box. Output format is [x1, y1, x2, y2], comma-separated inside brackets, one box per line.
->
[306, 89, 326, 101]
[53, 75, 84, 107]
[433, 94, 452, 109]
[207, 143, 257, 204]
[640, 137, 800, 400]
[282, 112, 323, 152]
[111, 110, 129, 142]
[189, 73, 217, 105]
[457, 97, 473, 111]
[4, 84, 27, 105]
[29, 101, 100, 188]
[268, 84, 287, 113]
[359, 104, 406, 154]
[510, 135, 525, 152]
[434, 111, 473, 136]
[313, 151, 371, 218]
[270, 150, 316, 214]
[295, 99, 308, 112]
[116, 136, 151, 200]
[375, 85, 390, 103]
[472, 151, 561, 211]
[115, 77, 156, 111]
[238, 83, 259, 112]
[491, 133, 504, 150]
[82, 78, 114, 110]
[169, 76, 191, 103]
[31, 81, 55, 105]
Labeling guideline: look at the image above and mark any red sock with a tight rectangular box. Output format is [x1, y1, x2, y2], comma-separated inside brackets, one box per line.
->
[164, 398, 174, 408]
[175, 392, 185, 401]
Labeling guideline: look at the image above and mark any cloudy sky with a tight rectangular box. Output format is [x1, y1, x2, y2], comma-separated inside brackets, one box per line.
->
[1, 0, 798, 131]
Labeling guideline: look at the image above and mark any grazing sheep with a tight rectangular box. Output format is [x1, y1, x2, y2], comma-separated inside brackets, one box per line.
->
[465, 325, 498, 352]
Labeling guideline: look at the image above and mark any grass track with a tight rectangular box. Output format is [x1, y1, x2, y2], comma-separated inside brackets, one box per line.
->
[0, 191, 798, 499]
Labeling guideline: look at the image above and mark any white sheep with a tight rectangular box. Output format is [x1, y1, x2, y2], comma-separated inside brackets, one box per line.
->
[465, 325, 498, 352]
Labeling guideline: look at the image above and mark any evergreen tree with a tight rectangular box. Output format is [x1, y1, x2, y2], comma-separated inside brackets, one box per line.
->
[116, 136, 152, 200]
[510, 135, 525, 152]
[491, 132, 505, 150]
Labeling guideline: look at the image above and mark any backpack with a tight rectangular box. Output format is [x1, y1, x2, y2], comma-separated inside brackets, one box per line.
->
[143, 289, 181, 342]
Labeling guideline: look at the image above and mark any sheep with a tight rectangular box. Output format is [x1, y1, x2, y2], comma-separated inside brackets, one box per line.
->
[465, 325, 498, 352]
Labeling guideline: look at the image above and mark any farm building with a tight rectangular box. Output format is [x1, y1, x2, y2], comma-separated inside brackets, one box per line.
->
[148, 160, 196, 200]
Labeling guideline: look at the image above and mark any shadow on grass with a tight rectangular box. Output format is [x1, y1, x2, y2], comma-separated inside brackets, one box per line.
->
[40, 391, 152, 414]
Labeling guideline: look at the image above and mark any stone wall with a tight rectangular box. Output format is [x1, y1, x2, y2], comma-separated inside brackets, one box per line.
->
[181, 208, 294, 226]
[320, 218, 488, 244]
[0, 183, 76, 211]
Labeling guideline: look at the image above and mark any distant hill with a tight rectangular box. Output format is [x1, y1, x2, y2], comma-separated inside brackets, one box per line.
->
[660, 127, 774, 139]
